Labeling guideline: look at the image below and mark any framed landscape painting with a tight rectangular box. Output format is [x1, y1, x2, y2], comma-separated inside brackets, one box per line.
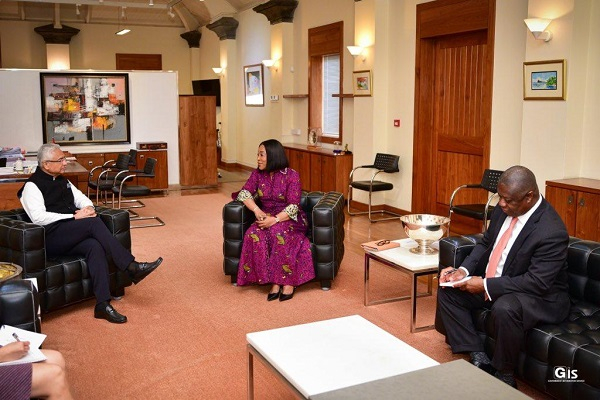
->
[40, 72, 131, 145]
[523, 60, 565, 100]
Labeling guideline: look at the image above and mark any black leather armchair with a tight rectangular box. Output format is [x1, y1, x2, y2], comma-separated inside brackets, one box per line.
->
[436, 234, 600, 400]
[0, 279, 41, 333]
[0, 207, 132, 314]
[223, 191, 345, 290]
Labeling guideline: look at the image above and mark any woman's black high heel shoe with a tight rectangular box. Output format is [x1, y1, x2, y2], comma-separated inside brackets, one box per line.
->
[279, 287, 295, 302]
[267, 289, 281, 301]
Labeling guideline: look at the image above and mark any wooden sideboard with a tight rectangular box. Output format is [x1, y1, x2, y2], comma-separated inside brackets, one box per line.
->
[73, 149, 168, 193]
[284, 144, 353, 199]
[0, 161, 88, 210]
[545, 178, 600, 241]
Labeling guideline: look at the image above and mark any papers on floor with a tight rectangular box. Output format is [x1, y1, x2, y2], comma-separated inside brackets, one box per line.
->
[0, 325, 47, 366]
[439, 276, 472, 287]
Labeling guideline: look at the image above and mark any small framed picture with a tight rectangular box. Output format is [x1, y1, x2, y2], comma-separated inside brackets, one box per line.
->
[352, 70, 373, 97]
[523, 59, 565, 100]
[243, 64, 264, 107]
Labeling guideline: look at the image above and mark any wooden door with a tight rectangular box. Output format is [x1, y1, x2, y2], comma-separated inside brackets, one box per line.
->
[178, 96, 217, 187]
[545, 186, 576, 236]
[576, 192, 600, 241]
[413, 0, 495, 234]
[310, 153, 322, 192]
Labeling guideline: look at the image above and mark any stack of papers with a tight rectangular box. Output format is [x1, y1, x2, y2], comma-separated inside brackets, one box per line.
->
[0, 325, 47, 365]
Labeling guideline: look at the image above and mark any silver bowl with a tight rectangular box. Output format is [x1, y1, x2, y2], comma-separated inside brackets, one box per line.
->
[400, 214, 450, 255]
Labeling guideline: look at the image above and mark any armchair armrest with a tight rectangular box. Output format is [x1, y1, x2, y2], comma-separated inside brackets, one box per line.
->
[0, 279, 41, 333]
[438, 234, 481, 271]
[96, 207, 131, 251]
[311, 191, 345, 286]
[222, 201, 257, 280]
[0, 216, 46, 280]
[448, 184, 485, 208]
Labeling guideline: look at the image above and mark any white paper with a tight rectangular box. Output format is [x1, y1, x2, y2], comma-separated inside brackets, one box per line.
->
[439, 276, 472, 287]
[0, 325, 47, 365]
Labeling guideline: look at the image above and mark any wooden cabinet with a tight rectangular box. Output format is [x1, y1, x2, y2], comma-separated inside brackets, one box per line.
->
[73, 150, 168, 193]
[135, 150, 168, 191]
[546, 178, 600, 241]
[284, 144, 353, 199]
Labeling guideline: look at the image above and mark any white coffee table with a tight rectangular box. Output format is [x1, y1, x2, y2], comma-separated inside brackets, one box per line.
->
[364, 239, 439, 332]
[246, 315, 438, 399]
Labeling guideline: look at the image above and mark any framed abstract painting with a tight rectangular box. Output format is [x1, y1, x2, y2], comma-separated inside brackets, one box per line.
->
[40, 72, 131, 145]
[244, 64, 264, 106]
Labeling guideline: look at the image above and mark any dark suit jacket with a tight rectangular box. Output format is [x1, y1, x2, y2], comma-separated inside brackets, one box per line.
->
[461, 197, 570, 328]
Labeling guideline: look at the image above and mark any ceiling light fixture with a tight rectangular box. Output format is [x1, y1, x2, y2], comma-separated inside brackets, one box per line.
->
[115, 5, 130, 35]
[167, 7, 175, 18]
[75, 4, 80, 15]
[524, 18, 553, 42]
[148, 0, 154, 6]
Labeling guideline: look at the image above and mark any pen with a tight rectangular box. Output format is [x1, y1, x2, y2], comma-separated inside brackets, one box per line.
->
[443, 268, 457, 276]
[12, 332, 21, 342]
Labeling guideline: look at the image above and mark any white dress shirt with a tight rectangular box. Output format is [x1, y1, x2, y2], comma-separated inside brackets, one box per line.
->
[20, 180, 94, 226]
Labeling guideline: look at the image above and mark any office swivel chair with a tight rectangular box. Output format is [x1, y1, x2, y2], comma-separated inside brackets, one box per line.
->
[347, 153, 402, 222]
[448, 168, 503, 234]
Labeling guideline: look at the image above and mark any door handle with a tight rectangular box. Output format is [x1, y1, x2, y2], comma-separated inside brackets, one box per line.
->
[579, 197, 585, 207]
[567, 195, 573, 205]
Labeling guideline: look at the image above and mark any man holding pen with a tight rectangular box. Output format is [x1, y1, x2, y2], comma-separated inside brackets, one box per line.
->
[437, 166, 570, 388]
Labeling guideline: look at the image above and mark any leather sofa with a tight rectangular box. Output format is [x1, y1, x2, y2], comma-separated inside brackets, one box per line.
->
[0, 279, 40, 333]
[223, 191, 345, 290]
[436, 234, 600, 400]
[0, 207, 132, 314]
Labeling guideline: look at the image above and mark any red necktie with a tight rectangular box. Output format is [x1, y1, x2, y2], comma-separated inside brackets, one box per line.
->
[486, 217, 518, 279]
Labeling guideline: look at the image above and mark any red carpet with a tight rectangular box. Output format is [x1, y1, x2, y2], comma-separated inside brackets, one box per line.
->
[40, 193, 548, 399]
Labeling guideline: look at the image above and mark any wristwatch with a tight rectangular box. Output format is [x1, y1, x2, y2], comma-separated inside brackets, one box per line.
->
[274, 216, 280, 223]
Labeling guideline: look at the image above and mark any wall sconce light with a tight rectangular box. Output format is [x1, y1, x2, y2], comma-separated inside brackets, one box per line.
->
[347, 45, 366, 61]
[212, 67, 224, 76]
[148, 0, 154, 6]
[262, 59, 279, 72]
[524, 18, 552, 42]
[167, 7, 175, 18]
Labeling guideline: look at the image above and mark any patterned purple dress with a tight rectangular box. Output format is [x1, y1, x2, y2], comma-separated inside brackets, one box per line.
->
[234, 168, 314, 287]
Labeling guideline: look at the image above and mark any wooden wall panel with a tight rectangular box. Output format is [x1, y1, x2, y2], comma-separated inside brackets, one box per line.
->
[178, 96, 217, 187]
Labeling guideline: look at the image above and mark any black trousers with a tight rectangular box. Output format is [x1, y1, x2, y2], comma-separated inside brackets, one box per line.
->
[436, 288, 527, 372]
[45, 217, 135, 304]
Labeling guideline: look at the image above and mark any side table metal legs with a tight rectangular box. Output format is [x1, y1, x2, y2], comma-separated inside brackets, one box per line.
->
[364, 253, 437, 333]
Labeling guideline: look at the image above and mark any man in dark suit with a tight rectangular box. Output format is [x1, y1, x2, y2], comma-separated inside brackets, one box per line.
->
[437, 165, 570, 387]
[18, 143, 163, 324]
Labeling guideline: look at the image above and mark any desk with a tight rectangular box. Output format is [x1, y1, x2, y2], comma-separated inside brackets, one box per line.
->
[364, 239, 439, 332]
[246, 315, 438, 399]
[311, 359, 530, 400]
[0, 161, 88, 210]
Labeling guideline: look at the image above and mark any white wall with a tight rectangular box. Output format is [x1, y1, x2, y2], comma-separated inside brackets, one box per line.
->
[0, 69, 180, 185]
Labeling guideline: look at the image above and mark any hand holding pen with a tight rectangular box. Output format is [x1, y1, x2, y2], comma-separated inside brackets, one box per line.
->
[439, 267, 466, 284]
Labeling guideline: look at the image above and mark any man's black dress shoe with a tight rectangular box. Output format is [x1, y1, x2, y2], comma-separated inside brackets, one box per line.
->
[267, 290, 280, 301]
[94, 303, 127, 324]
[129, 257, 163, 284]
[279, 287, 295, 302]
[471, 359, 495, 375]
[494, 371, 517, 388]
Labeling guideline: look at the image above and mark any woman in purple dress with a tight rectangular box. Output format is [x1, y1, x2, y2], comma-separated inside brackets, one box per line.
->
[0, 340, 73, 399]
[234, 139, 314, 301]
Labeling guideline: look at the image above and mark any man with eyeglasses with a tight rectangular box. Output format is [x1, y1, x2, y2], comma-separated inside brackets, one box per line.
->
[437, 165, 569, 388]
[17, 143, 163, 324]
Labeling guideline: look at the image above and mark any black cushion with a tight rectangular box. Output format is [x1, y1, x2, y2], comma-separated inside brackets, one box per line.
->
[350, 181, 393, 192]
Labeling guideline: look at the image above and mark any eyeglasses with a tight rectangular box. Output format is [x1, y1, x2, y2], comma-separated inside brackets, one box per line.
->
[44, 157, 67, 163]
[376, 240, 390, 246]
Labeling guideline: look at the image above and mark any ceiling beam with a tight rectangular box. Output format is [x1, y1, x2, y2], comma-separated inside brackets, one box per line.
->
[17, 0, 168, 10]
